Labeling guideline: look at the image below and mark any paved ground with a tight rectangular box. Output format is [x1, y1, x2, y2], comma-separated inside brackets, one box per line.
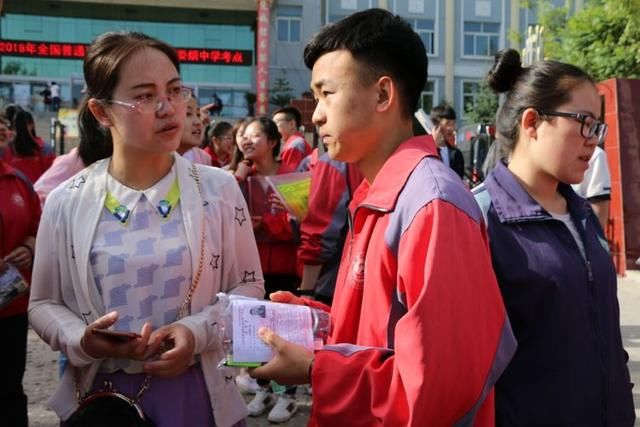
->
[618, 270, 640, 424]
[25, 272, 640, 426]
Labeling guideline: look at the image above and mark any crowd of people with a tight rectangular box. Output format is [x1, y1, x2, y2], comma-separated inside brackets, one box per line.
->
[0, 7, 633, 427]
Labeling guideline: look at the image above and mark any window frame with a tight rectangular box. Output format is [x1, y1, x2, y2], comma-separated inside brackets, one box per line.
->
[461, 80, 481, 119]
[420, 80, 437, 113]
[408, 18, 437, 57]
[461, 21, 500, 59]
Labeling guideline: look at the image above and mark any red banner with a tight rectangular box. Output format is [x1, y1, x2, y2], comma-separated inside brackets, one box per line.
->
[0, 39, 253, 66]
[256, 0, 271, 115]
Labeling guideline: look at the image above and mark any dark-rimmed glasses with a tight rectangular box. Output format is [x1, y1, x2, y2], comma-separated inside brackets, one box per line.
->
[538, 110, 608, 144]
[103, 86, 192, 114]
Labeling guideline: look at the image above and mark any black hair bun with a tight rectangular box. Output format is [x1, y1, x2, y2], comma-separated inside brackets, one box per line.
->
[487, 49, 524, 94]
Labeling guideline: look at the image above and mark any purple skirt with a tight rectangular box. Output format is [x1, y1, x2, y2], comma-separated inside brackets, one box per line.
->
[87, 364, 217, 427]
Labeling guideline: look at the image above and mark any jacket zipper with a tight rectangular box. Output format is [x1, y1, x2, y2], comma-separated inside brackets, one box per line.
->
[346, 204, 391, 268]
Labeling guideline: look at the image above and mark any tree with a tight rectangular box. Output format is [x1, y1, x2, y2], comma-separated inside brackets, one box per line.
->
[464, 82, 499, 124]
[269, 76, 293, 107]
[2, 61, 35, 76]
[531, 0, 640, 81]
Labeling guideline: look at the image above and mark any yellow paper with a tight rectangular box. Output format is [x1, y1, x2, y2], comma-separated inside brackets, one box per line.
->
[266, 172, 311, 220]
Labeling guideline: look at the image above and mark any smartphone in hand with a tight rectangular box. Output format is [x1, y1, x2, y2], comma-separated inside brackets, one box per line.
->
[92, 328, 141, 342]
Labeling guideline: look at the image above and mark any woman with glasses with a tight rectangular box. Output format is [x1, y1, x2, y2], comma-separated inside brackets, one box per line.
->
[28, 31, 263, 427]
[473, 49, 634, 425]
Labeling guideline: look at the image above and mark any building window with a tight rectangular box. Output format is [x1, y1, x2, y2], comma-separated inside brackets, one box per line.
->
[276, 6, 302, 43]
[409, 19, 435, 55]
[421, 81, 435, 112]
[462, 81, 480, 114]
[463, 21, 499, 57]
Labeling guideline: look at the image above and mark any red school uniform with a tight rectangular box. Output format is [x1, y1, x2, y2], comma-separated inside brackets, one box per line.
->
[280, 132, 311, 171]
[247, 162, 300, 278]
[0, 160, 41, 318]
[306, 136, 515, 426]
[2, 144, 55, 184]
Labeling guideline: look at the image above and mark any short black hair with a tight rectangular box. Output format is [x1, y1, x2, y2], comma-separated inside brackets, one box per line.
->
[303, 8, 428, 119]
[274, 106, 302, 128]
[430, 104, 457, 127]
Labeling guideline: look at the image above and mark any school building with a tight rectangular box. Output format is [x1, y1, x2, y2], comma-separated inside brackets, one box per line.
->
[0, 0, 580, 121]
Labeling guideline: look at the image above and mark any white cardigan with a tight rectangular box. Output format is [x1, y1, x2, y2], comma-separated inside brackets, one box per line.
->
[29, 154, 265, 427]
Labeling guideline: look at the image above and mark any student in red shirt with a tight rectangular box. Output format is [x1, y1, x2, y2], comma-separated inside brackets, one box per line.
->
[273, 106, 311, 171]
[233, 117, 302, 422]
[203, 121, 234, 168]
[250, 9, 514, 426]
[3, 110, 55, 183]
[0, 156, 41, 427]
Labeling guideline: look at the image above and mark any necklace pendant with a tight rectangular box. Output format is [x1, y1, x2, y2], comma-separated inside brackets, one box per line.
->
[157, 200, 172, 218]
[114, 205, 130, 223]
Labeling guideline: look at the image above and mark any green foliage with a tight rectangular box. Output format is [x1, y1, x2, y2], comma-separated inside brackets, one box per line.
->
[508, 29, 523, 46]
[464, 82, 499, 124]
[269, 77, 293, 108]
[536, 3, 568, 59]
[535, 0, 640, 80]
[2, 61, 35, 76]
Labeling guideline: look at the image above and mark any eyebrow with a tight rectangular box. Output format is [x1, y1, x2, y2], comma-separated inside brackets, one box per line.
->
[310, 78, 329, 92]
[129, 76, 182, 90]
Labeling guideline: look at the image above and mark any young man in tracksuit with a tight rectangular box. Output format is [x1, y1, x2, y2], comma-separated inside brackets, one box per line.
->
[273, 106, 311, 171]
[250, 9, 515, 426]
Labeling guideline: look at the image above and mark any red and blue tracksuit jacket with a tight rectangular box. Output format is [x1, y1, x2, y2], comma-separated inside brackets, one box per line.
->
[280, 132, 311, 171]
[305, 136, 515, 426]
[0, 160, 41, 318]
[297, 149, 363, 300]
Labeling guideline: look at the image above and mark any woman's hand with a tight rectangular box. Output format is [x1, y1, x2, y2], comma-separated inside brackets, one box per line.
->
[4, 244, 33, 270]
[81, 312, 160, 360]
[234, 160, 253, 181]
[249, 327, 314, 385]
[143, 323, 195, 378]
[268, 194, 287, 212]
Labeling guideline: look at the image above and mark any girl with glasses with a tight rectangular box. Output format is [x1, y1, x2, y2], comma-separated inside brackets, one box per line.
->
[232, 117, 302, 423]
[29, 31, 263, 427]
[473, 49, 634, 425]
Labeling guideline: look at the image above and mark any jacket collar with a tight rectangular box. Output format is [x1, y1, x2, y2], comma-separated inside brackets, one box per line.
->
[485, 161, 592, 223]
[356, 135, 438, 211]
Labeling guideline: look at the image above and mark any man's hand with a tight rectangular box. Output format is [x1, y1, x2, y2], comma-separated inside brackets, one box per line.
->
[144, 323, 196, 378]
[269, 291, 305, 306]
[81, 312, 161, 361]
[249, 327, 314, 385]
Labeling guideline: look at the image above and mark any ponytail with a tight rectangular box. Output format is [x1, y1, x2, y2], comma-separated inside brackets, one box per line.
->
[77, 96, 112, 167]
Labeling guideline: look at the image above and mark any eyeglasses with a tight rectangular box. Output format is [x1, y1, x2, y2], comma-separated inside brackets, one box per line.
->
[104, 86, 192, 114]
[538, 110, 608, 144]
